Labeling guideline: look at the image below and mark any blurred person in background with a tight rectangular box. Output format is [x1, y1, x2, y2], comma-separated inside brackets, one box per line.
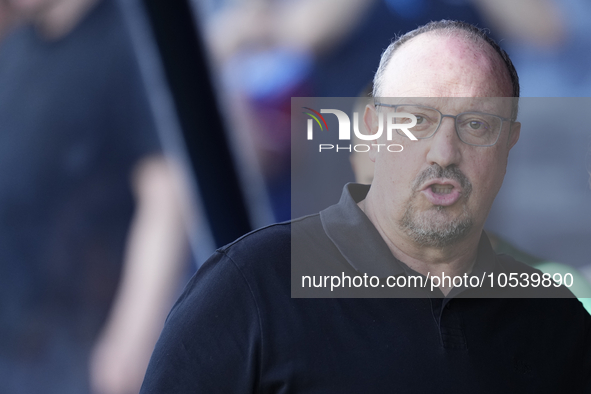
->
[0, 0, 191, 393]
[198, 0, 376, 221]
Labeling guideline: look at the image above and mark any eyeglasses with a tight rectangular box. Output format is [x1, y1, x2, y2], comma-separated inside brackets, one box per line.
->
[374, 103, 514, 147]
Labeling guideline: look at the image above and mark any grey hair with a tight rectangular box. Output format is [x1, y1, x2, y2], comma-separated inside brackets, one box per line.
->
[372, 20, 520, 119]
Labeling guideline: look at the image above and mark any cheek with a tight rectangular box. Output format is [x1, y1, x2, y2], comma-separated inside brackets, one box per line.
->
[463, 149, 508, 203]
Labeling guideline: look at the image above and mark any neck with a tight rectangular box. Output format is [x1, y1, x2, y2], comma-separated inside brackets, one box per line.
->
[35, 0, 99, 40]
[358, 194, 481, 295]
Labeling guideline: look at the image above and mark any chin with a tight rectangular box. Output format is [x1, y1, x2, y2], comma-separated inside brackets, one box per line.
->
[400, 205, 474, 248]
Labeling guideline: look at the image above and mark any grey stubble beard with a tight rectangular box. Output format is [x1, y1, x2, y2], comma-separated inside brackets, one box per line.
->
[399, 164, 474, 248]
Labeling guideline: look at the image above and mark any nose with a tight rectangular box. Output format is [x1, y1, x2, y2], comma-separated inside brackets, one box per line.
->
[425, 116, 462, 168]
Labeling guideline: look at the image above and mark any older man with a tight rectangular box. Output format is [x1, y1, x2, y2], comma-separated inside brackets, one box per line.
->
[141, 21, 591, 393]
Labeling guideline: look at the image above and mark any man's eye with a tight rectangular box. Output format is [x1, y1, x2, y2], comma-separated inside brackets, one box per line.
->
[469, 121, 482, 129]
[415, 116, 424, 124]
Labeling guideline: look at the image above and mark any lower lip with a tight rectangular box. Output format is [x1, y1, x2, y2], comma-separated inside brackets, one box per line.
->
[421, 186, 462, 206]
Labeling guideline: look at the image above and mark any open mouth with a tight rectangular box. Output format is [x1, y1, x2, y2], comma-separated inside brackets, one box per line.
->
[431, 184, 454, 195]
[421, 179, 463, 206]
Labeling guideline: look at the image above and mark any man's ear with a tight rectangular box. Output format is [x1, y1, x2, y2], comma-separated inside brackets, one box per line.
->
[507, 121, 521, 150]
[364, 104, 379, 162]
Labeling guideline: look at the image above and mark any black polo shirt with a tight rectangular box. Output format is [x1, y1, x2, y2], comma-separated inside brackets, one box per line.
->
[141, 184, 591, 393]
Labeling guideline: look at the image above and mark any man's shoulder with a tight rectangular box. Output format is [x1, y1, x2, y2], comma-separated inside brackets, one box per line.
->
[172, 213, 330, 325]
[217, 213, 324, 265]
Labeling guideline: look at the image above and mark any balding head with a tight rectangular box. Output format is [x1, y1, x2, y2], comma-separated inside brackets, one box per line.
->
[373, 21, 519, 118]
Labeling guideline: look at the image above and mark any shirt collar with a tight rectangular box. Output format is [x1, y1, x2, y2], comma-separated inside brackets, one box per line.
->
[320, 183, 499, 278]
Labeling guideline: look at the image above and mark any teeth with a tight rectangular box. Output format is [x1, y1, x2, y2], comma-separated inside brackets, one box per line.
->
[431, 185, 453, 194]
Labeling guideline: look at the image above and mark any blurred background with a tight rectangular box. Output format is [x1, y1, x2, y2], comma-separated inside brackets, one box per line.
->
[0, 0, 590, 392]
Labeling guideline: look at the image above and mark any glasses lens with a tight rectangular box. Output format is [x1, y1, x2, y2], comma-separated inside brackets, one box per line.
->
[393, 106, 440, 139]
[456, 112, 502, 146]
